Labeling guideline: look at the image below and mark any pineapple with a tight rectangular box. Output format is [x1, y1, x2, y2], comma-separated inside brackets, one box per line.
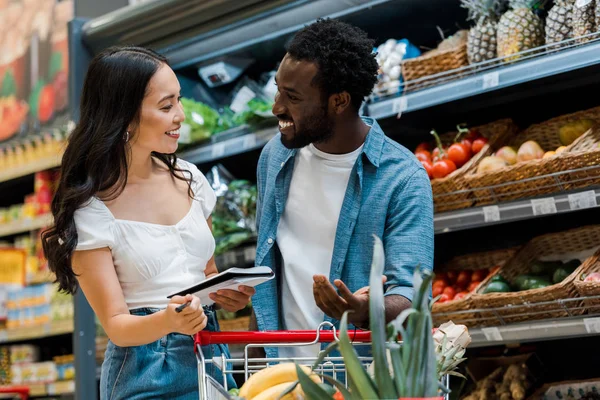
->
[497, 0, 546, 61]
[545, 0, 574, 48]
[461, 0, 509, 64]
[596, 0, 600, 29]
[573, 0, 596, 43]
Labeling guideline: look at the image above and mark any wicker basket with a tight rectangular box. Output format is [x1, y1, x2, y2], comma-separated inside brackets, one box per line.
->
[431, 118, 518, 213]
[470, 225, 600, 326]
[432, 247, 518, 327]
[573, 249, 600, 314]
[218, 316, 250, 331]
[402, 43, 468, 93]
[464, 106, 600, 206]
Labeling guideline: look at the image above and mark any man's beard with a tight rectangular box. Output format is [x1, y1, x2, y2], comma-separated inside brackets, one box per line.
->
[280, 108, 335, 149]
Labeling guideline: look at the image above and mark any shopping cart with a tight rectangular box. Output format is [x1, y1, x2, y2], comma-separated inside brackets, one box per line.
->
[194, 322, 450, 400]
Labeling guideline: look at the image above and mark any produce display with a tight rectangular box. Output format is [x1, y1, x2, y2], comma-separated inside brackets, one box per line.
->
[433, 266, 499, 302]
[462, 363, 533, 400]
[414, 124, 489, 180]
[482, 259, 580, 293]
[206, 165, 257, 256]
[461, 0, 508, 63]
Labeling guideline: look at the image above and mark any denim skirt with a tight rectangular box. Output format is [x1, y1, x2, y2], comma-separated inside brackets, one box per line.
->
[99, 306, 236, 400]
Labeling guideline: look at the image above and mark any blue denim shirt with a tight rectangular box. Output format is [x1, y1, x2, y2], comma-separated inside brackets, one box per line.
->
[253, 117, 434, 358]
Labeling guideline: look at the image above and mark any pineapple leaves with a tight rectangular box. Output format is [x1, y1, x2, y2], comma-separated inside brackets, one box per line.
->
[368, 235, 398, 399]
[295, 364, 332, 400]
[339, 312, 379, 399]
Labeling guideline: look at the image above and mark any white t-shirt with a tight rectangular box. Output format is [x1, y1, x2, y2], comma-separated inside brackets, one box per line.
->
[73, 160, 217, 310]
[277, 143, 363, 359]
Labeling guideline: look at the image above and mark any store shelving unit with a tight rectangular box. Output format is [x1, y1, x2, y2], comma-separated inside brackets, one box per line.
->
[0, 214, 53, 238]
[0, 0, 576, 397]
[0, 156, 62, 185]
[0, 320, 73, 344]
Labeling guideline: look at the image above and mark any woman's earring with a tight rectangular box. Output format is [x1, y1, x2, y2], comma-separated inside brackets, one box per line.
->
[124, 131, 130, 143]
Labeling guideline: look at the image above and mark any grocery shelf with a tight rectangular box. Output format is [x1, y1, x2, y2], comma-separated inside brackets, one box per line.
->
[0, 155, 62, 184]
[367, 37, 600, 118]
[28, 380, 74, 397]
[469, 315, 600, 348]
[0, 214, 53, 238]
[0, 320, 73, 344]
[179, 127, 277, 165]
[434, 186, 600, 234]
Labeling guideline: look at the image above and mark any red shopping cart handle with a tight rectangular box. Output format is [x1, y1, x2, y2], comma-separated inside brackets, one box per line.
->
[194, 330, 372, 346]
[0, 385, 29, 400]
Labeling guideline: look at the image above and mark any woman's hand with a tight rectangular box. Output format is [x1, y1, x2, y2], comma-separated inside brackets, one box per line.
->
[164, 294, 207, 335]
[209, 285, 255, 312]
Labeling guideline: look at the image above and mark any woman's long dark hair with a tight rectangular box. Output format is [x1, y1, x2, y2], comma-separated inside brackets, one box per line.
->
[42, 46, 193, 294]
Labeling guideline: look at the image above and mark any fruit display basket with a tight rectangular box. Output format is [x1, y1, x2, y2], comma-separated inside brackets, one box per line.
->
[464, 106, 600, 206]
[573, 248, 600, 314]
[470, 225, 600, 326]
[431, 118, 518, 213]
[402, 41, 469, 93]
[432, 247, 519, 326]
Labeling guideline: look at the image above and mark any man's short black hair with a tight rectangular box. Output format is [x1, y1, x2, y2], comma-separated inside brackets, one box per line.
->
[286, 18, 379, 111]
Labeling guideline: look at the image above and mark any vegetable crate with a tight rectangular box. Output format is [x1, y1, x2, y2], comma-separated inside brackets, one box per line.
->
[470, 225, 600, 326]
[432, 247, 519, 327]
[194, 325, 451, 400]
[464, 106, 600, 206]
[573, 248, 600, 314]
[431, 118, 518, 213]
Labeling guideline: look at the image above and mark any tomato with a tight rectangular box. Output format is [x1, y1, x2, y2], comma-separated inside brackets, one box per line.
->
[432, 285, 444, 298]
[433, 278, 447, 288]
[454, 291, 469, 301]
[416, 142, 431, 153]
[432, 159, 457, 179]
[437, 293, 451, 303]
[446, 271, 458, 284]
[442, 286, 456, 299]
[472, 137, 489, 154]
[448, 142, 472, 168]
[471, 269, 487, 282]
[421, 160, 434, 179]
[415, 150, 432, 162]
[468, 281, 481, 292]
[456, 270, 472, 289]
[333, 391, 345, 400]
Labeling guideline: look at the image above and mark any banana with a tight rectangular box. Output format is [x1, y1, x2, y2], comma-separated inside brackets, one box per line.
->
[252, 381, 301, 400]
[239, 363, 318, 399]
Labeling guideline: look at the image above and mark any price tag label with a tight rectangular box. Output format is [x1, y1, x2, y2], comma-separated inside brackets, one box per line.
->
[531, 198, 557, 216]
[482, 71, 500, 89]
[483, 205, 501, 222]
[244, 246, 256, 263]
[243, 134, 257, 149]
[481, 327, 503, 342]
[584, 317, 600, 333]
[211, 143, 226, 159]
[568, 190, 598, 210]
[392, 96, 408, 115]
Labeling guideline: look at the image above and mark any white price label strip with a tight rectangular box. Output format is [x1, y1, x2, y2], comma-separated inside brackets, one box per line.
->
[568, 190, 598, 210]
[481, 327, 503, 342]
[584, 317, 600, 333]
[482, 71, 500, 89]
[483, 205, 501, 222]
[531, 198, 557, 216]
[392, 96, 408, 115]
[211, 143, 226, 158]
